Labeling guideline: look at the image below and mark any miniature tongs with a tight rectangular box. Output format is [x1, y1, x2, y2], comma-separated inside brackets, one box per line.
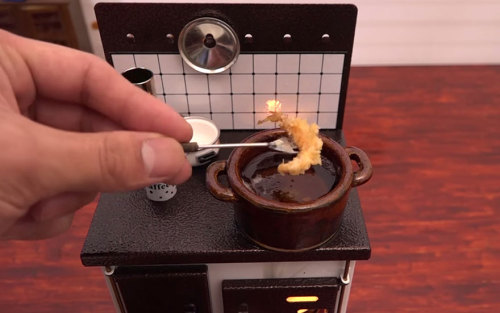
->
[182, 137, 298, 154]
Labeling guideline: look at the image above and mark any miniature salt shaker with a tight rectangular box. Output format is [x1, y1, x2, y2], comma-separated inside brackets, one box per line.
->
[145, 183, 177, 202]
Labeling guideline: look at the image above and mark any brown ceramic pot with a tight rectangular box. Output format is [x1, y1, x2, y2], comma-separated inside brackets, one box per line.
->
[206, 129, 372, 252]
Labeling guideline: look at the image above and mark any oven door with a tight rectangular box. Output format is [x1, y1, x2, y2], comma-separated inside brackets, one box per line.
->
[110, 265, 212, 313]
[222, 277, 340, 313]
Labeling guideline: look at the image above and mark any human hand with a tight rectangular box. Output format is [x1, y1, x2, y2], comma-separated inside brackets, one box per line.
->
[0, 30, 192, 240]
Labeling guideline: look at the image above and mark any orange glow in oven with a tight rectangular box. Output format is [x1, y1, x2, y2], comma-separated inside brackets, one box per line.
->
[286, 296, 319, 303]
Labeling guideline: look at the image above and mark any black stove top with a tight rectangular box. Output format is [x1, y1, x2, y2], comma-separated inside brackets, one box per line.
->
[81, 130, 371, 267]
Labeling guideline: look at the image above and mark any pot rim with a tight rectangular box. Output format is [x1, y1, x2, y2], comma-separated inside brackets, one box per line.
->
[227, 129, 354, 213]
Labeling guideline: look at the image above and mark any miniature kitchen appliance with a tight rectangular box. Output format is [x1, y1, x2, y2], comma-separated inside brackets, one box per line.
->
[81, 3, 370, 313]
[185, 116, 221, 166]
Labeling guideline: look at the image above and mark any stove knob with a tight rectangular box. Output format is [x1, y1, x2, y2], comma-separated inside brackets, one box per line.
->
[178, 17, 240, 74]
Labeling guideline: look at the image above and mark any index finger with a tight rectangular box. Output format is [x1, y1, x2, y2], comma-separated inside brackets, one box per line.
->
[5, 31, 192, 142]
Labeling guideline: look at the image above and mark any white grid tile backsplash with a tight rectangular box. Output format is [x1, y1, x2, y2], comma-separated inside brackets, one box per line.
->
[230, 54, 253, 73]
[253, 54, 276, 74]
[158, 54, 184, 74]
[165, 94, 188, 113]
[299, 74, 322, 93]
[277, 54, 300, 73]
[277, 74, 299, 93]
[254, 74, 276, 94]
[153, 74, 163, 94]
[162, 75, 185, 94]
[300, 54, 323, 74]
[185, 75, 209, 94]
[112, 53, 344, 130]
[112, 54, 135, 73]
[231, 75, 253, 94]
[208, 75, 231, 94]
[134, 54, 160, 74]
[232, 95, 254, 113]
[233, 113, 255, 129]
[298, 94, 320, 112]
[187, 95, 210, 113]
[210, 94, 232, 113]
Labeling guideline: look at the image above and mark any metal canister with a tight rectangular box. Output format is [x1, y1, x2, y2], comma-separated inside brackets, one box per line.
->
[121, 67, 155, 94]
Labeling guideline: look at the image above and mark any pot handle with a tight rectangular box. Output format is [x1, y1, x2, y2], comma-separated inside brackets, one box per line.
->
[346, 146, 373, 187]
[205, 160, 238, 202]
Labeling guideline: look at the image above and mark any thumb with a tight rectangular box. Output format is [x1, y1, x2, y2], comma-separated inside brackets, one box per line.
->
[35, 127, 192, 193]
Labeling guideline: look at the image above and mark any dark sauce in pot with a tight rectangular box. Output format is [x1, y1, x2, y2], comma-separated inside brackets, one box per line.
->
[242, 151, 339, 204]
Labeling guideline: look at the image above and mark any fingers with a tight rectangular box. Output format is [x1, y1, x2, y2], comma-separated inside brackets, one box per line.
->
[29, 192, 97, 222]
[1, 192, 95, 240]
[1, 30, 192, 142]
[34, 124, 192, 192]
[34, 97, 123, 132]
[1, 213, 75, 240]
[0, 34, 34, 114]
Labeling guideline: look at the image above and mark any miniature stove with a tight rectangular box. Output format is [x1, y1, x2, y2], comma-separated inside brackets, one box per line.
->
[81, 3, 370, 313]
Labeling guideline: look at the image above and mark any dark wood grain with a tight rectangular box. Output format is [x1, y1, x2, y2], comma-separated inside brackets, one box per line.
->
[344, 66, 500, 313]
[1, 66, 499, 313]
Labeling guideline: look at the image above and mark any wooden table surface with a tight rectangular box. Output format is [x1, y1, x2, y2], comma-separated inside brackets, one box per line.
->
[1, 65, 499, 313]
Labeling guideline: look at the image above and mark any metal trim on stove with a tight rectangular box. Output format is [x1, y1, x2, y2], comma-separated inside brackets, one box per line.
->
[100, 260, 357, 313]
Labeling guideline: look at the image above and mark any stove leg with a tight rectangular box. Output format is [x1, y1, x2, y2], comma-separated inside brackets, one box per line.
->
[102, 266, 126, 313]
[336, 260, 355, 313]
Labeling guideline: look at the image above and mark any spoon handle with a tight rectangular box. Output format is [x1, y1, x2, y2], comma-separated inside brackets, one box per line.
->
[182, 142, 269, 152]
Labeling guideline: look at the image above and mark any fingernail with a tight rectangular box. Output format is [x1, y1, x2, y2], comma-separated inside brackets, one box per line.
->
[142, 137, 179, 178]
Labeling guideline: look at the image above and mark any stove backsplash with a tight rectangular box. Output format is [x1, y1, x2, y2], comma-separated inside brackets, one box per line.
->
[113, 52, 344, 129]
[96, 3, 357, 130]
